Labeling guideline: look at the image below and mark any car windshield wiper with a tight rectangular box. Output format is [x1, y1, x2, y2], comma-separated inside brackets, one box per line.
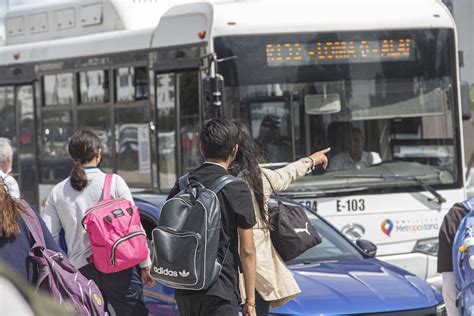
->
[334, 174, 446, 204]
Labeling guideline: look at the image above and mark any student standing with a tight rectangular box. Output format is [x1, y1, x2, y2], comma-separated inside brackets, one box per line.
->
[229, 122, 330, 315]
[43, 129, 153, 316]
[167, 119, 257, 316]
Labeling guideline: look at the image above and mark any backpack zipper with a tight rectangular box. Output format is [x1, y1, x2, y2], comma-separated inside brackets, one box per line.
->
[81, 199, 124, 227]
[157, 226, 201, 239]
[110, 231, 146, 266]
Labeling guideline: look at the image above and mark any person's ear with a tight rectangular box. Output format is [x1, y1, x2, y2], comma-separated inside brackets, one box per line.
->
[231, 144, 239, 161]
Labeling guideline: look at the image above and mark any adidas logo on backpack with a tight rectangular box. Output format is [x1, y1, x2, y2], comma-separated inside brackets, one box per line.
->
[153, 267, 178, 277]
[152, 267, 190, 278]
[151, 174, 238, 290]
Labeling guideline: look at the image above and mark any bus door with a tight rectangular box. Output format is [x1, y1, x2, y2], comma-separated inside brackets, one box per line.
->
[151, 44, 213, 192]
[14, 84, 38, 206]
[0, 65, 38, 208]
[155, 70, 202, 192]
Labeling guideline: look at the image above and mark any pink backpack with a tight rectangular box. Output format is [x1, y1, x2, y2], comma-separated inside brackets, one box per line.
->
[81, 174, 149, 274]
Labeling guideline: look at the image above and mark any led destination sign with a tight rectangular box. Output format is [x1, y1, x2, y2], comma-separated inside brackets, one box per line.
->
[266, 38, 415, 67]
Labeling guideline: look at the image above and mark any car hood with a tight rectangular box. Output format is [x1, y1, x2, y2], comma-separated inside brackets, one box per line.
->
[272, 259, 441, 315]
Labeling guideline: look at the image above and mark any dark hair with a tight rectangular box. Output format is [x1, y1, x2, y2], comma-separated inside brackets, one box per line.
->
[68, 129, 102, 191]
[199, 118, 238, 160]
[0, 179, 25, 238]
[228, 122, 269, 227]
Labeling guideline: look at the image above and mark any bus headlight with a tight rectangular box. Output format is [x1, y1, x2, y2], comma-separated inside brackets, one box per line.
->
[413, 238, 438, 256]
[435, 302, 447, 315]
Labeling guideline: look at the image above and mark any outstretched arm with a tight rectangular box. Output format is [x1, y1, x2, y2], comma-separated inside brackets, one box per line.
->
[263, 148, 330, 193]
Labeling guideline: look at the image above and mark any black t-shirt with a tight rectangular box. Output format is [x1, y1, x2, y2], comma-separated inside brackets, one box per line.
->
[167, 163, 256, 302]
[438, 203, 469, 273]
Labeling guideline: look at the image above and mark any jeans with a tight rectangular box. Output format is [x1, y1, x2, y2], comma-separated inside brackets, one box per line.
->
[442, 271, 458, 316]
[79, 264, 148, 316]
[176, 293, 239, 316]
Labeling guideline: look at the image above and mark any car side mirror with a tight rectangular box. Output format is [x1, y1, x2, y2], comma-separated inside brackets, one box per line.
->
[356, 239, 377, 258]
[461, 81, 472, 121]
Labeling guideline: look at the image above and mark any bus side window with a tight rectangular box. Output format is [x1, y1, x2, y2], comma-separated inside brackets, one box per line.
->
[40, 73, 75, 182]
[43, 73, 74, 106]
[115, 109, 152, 186]
[77, 109, 113, 173]
[78, 70, 109, 104]
[41, 111, 74, 181]
[115, 67, 149, 102]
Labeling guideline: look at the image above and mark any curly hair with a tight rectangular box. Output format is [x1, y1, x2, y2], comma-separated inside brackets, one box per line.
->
[0, 179, 24, 238]
[228, 122, 270, 228]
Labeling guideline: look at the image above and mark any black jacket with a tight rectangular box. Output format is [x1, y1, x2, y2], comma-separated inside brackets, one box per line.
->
[438, 203, 469, 273]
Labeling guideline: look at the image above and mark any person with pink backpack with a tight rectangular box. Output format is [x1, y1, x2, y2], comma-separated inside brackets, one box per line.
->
[43, 129, 154, 316]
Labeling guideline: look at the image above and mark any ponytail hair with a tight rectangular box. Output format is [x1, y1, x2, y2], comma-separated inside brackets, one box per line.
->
[68, 129, 102, 191]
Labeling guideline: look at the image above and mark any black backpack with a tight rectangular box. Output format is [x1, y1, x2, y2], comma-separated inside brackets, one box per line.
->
[151, 173, 237, 290]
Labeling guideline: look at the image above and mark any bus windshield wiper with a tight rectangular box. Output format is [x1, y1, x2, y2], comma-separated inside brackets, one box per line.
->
[282, 186, 372, 199]
[334, 174, 446, 204]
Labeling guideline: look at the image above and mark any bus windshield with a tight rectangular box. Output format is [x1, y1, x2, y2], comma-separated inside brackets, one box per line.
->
[215, 29, 461, 194]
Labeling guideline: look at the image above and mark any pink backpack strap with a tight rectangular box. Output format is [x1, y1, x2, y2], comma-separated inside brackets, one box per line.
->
[101, 174, 114, 201]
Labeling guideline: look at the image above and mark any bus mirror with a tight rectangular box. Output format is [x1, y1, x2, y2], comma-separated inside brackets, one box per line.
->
[305, 94, 341, 115]
[461, 81, 472, 121]
[202, 75, 225, 118]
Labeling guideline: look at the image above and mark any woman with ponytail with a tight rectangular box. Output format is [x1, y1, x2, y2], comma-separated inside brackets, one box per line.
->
[0, 178, 61, 283]
[229, 122, 330, 316]
[43, 129, 153, 316]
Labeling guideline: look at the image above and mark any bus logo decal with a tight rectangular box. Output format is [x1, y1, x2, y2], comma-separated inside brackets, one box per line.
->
[381, 219, 394, 237]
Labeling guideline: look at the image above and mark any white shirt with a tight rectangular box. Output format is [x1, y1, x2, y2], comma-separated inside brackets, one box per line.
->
[328, 151, 382, 171]
[42, 168, 151, 269]
[0, 170, 20, 199]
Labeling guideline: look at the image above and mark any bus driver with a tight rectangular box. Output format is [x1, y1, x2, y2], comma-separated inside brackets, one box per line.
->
[328, 127, 381, 171]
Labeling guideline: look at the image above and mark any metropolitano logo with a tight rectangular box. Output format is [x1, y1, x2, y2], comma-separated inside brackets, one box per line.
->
[381, 218, 439, 237]
[381, 219, 394, 237]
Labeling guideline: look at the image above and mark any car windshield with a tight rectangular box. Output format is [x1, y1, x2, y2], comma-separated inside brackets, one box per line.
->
[215, 29, 461, 195]
[288, 205, 363, 264]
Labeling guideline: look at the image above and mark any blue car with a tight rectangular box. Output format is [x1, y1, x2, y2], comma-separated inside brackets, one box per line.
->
[134, 195, 446, 316]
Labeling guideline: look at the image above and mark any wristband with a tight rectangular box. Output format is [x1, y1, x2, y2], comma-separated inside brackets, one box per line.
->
[245, 300, 256, 307]
[307, 156, 317, 167]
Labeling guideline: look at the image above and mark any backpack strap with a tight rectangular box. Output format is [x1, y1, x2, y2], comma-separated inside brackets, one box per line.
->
[101, 174, 114, 201]
[208, 174, 239, 193]
[178, 174, 190, 191]
[463, 198, 474, 212]
[18, 200, 46, 247]
[262, 171, 277, 196]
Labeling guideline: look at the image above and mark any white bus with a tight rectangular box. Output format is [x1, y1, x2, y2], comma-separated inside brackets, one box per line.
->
[448, 0, 474, 196]
[0, 0, 470, 287]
